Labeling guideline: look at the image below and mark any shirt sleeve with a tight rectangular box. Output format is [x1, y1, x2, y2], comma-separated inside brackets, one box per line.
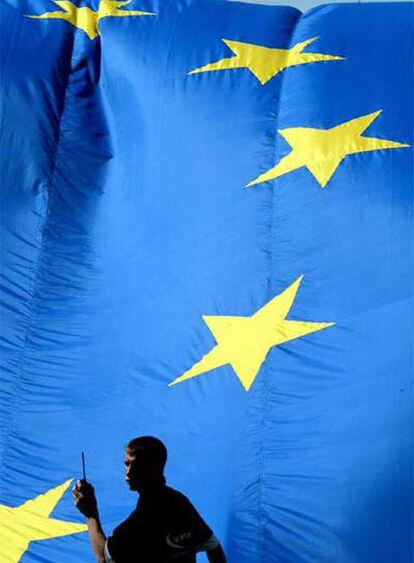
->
[196, 533, 220, 552]
[180, 496, 214, 547]
[106, 512, 141, 562]
[104, 540, 116, 563]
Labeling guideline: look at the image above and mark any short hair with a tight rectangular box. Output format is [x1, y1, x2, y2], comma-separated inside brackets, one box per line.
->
[127, 436, 167, 469]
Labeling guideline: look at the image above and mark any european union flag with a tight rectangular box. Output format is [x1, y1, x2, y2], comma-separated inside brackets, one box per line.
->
[0, 1, 412, 561]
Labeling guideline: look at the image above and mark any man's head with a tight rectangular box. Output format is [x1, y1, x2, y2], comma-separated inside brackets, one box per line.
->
[124, 436, 167, 492]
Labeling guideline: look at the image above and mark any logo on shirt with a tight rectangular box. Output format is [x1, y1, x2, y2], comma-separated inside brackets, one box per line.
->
[166, 531, 192, 549]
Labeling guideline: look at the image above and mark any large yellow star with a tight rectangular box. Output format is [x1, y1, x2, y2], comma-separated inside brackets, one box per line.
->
[26, 0, 154, 40]
[170, 276, 334, 392]
[0, 480, 87, 562]
[246, 110, 410, 189]
[188, 37, 343, 85]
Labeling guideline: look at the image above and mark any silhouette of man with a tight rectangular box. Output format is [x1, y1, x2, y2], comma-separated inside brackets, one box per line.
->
[73, 436, 227, 563]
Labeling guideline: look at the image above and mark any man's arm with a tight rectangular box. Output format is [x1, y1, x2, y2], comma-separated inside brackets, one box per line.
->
[72, 481, 107, 563]
[85, 514, 107, 563]
[206, 543, 227, 563]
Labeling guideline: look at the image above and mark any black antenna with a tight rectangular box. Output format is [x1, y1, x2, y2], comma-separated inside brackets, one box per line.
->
[81, 451, 87, 482]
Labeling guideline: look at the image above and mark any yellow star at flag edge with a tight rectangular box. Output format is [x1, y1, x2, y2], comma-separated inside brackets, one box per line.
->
[25, 0, 155, 40]
[246, 110, 410, 189]
[0, 479, 87, 563]
[170, 276, 334, 391]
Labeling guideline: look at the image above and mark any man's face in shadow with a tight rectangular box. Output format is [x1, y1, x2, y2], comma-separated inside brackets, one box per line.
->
[124, 448, 157, 491]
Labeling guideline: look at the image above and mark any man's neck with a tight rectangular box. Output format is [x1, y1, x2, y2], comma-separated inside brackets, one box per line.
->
[137, 476, 166, 496]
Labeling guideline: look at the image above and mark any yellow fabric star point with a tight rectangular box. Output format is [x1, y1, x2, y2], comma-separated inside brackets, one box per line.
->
[0, 480, 87, 562]
[170, 276, 334, 391]
[246, 110, 410, 188]
[26, 0, 155, 40]
[188, 37, 344, 84]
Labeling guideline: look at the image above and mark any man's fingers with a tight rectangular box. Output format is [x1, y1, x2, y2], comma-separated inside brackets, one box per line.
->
[74, 480, 94, 492]
[72, 490, 83, 502]
[72, 482, 83, 495]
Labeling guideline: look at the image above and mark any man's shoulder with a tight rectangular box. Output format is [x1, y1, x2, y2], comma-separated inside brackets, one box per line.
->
[162, 486, 214, 547]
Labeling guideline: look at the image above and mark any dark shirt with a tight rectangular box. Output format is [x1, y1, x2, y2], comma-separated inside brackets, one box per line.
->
[107, 483, 213, 563]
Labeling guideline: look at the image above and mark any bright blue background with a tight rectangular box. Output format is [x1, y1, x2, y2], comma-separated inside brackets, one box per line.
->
[1, 1, 412, 561]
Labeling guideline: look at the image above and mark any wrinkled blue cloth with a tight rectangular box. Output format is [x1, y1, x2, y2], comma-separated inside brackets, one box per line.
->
[1, 1, 413, 561]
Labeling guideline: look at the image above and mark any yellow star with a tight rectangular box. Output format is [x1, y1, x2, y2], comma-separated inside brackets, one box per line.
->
[26, 0, 155, 40]
[246, 110, 410, 188]
[170, 276, 334, 392]
[0, 480, 87, 562]
[188, 37, 343, 85]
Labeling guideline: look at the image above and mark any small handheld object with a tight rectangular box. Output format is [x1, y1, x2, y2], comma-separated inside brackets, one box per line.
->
[81, 451, 87, 482]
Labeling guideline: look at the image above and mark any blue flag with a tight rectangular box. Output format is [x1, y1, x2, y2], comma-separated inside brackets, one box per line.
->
[0, 1, 412, 561]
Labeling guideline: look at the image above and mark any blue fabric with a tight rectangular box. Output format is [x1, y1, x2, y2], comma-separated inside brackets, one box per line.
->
[0, 1, 412, 562]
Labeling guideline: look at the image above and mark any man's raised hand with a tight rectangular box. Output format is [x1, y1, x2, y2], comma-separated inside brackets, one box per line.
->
[72, 480, 99, 519]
